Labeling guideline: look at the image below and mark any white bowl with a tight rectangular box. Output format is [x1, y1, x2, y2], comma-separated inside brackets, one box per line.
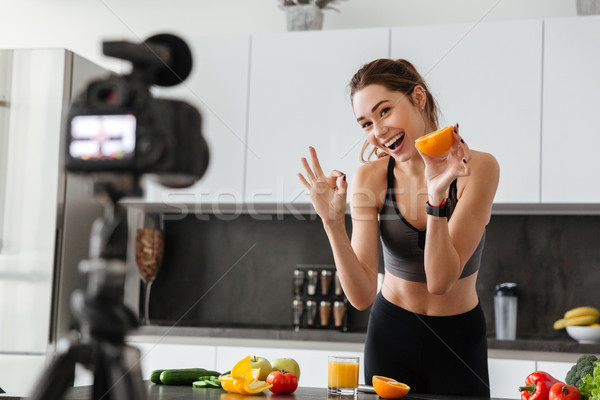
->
[566, 326, 600, 344]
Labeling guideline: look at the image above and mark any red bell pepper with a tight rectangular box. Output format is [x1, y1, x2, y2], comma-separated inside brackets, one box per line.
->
[519, 371, 563, 400]
[549, 383, 581, 400]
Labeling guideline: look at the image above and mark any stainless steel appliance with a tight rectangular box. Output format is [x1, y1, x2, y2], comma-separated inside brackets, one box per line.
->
[0, 48, 108, 396]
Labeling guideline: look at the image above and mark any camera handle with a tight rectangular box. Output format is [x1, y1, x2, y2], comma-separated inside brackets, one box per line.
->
[30, 181, 147, 400]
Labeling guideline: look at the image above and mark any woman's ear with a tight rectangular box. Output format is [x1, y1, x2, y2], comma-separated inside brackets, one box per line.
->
[412, 85, 427, 110]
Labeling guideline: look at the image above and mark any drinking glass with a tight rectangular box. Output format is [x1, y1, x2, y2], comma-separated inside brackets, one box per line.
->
[328, 356, 359, 397]
[134, 213, 164, 325]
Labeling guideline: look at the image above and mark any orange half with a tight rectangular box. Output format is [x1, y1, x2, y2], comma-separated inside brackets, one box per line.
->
[372, 376, 411, 399]
[415, 125, 455, 157]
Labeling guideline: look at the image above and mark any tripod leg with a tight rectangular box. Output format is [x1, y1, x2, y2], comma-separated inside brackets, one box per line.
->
[94, 343, 147, 400]
[29, 348, 77, 400]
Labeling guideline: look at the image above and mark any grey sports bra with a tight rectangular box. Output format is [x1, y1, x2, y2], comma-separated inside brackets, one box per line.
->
[379, 156, 485, 282]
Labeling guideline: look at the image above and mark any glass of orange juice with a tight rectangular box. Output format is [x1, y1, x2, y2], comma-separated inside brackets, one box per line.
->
[328, 356, 359, 397]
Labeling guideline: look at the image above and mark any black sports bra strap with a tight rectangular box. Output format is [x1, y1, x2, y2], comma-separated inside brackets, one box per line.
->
[449, 179, 458, 202]
[386, 156, 396, 191]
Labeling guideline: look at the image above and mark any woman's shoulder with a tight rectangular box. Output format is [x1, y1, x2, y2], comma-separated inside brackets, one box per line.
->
[350, 156, 390, 210]
[457, 150, 500, 196]
[470, 150, 500, 176]
[353, 156, 389, 187]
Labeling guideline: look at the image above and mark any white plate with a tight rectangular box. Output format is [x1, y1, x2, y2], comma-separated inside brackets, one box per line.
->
[566, 326, 600, 344]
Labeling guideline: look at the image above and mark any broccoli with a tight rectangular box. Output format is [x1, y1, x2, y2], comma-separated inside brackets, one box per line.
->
[566, 354, 599, 388]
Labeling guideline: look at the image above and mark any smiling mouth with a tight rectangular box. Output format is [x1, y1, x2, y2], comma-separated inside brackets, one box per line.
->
[384, 133, 405, 150]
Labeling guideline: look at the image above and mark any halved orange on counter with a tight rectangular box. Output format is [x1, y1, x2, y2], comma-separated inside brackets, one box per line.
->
[415, 125, 455, 157]
[372, 375, 411, 399]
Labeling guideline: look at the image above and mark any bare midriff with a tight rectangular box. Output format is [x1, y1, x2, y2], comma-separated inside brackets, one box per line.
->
[380, 272, 479, 316]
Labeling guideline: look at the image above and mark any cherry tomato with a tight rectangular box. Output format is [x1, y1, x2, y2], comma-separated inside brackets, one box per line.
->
[266, 371, 298, 394]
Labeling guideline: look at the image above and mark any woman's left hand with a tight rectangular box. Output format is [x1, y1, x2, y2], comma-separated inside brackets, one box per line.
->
[418, 124, 472, 201]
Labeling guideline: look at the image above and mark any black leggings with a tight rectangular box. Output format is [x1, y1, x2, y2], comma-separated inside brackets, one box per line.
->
[364, 292, 490, 397]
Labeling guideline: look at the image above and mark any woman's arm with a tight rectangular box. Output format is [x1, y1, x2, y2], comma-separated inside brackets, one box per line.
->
[299, 148, 380, 310]
[421, 131, 500, 295]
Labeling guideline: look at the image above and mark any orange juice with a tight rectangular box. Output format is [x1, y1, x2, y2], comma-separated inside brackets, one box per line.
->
[328, 359, 359, 389]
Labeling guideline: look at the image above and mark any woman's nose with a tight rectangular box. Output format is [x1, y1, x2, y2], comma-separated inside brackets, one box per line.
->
[373, 121, 388, 138]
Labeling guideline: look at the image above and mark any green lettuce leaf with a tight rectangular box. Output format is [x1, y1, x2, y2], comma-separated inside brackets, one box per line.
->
[580, 362, 600, 399]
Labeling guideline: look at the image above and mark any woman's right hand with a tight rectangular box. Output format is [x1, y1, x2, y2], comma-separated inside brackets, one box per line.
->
[298, 147, 347, 226]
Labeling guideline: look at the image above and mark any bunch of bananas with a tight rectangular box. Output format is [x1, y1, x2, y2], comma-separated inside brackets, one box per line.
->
[553, 306, 600, 330]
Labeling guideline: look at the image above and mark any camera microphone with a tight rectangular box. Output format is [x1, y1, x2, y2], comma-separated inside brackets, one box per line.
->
[103, 33, 193, 87]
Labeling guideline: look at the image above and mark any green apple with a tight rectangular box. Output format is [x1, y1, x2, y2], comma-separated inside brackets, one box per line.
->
[249, 355, 272, 381]
[270, 357, 301, 381]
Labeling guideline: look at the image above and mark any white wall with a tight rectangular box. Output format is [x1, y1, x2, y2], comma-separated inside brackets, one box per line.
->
[0, 0, 577, 70]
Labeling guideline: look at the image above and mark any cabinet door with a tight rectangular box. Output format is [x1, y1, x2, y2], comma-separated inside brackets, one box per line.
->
[147, 35, 251, 204]
[488, 358, 536, 399]
[216, 345, 364, 388]
[542, 15, 600, 203]
[245, 28, 389, 204]
[536, 360, 573, 383]
[391, 20, 543, 204]
[0, 354, 47, 397]
[128, 341, 217, 378]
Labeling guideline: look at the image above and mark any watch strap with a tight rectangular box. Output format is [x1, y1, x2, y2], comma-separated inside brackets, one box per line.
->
[426, 199, 450, 218]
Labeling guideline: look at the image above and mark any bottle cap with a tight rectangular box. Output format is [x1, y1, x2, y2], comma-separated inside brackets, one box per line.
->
[494, 282, 518, 297]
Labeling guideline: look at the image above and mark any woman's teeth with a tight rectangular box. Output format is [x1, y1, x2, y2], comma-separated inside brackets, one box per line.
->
[384, 133, 404, 149]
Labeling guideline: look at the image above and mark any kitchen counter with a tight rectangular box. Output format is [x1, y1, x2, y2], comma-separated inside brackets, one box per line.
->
[9, 383, 511, 400]
[130, 325, 600, 355]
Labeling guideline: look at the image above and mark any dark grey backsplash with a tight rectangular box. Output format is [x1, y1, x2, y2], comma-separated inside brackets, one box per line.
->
[148, 212, 600, 339]
[478, 215, 600, 340]
[149, 213, 376, 332]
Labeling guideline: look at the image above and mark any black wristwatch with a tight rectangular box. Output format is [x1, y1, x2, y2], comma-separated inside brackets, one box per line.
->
[426, 199, 450, 218]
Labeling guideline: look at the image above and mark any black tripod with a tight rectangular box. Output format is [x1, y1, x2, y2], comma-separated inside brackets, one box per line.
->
[30, 180, 147, 400]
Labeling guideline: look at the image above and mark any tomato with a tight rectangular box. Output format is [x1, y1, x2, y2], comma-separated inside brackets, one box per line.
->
[549, 383, 581, 400]
[266, 371, 298, 395]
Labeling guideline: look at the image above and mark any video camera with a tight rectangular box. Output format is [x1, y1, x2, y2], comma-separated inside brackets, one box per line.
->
[28, 34, 209, 400]
[65, 33, 209, 188]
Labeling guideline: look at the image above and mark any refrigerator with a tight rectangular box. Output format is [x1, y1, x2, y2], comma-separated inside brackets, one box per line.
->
[0, 48, 108, 397]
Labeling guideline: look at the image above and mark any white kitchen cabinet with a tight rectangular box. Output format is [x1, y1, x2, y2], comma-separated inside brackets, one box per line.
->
[488, 358, 536, 399]
[536, 360, 573, 383]
[0, 354, 48, 397]
[390, 20, 543, 204]
[147, 35, 251, 204]
[128, 341, 217, 380]
[215, 345, 364, 388]
[542, 15, 600, 203]
[245, 28, 389, 204]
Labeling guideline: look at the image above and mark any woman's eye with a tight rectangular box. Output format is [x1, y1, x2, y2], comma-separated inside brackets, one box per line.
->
[361, 121, 372, 129]
[380, 107, 391, 117]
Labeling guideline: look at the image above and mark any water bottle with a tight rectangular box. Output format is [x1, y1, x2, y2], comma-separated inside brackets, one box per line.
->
[494, 283, 518, 340]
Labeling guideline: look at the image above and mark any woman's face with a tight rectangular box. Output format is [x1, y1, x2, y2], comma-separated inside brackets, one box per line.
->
[352, 84, 426, 162]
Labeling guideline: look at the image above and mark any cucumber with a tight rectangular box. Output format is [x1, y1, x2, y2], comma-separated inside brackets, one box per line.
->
[159, 368, 221, 385]
[193, 378, 221, 388]
[150, 369, 164, 384]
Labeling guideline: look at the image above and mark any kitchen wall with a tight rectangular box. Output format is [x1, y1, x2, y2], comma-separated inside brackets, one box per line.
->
[0, 0, 577, 71]
[150, 213, 374, 332]
[149, 212, 600, 340]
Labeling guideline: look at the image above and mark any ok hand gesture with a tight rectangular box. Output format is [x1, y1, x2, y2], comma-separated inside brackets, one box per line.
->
[298, 147, 347, 226]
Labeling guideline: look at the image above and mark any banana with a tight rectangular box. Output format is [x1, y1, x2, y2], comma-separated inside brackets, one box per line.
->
[564, 306, 600, 319]
[553, 315, 599, 330]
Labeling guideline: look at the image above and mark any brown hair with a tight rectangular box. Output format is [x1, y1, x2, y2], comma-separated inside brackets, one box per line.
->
[349, 59, 439, 162]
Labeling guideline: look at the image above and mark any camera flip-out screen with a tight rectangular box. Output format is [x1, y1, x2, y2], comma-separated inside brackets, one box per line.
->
[69, 114, 136, 160]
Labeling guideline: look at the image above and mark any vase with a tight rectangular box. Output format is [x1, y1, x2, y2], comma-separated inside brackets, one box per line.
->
[577, 0, 600, 15]
[285, 5, 324, 31]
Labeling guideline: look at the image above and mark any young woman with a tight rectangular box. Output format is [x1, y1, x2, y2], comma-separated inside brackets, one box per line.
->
[298, 59, 499, 397]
